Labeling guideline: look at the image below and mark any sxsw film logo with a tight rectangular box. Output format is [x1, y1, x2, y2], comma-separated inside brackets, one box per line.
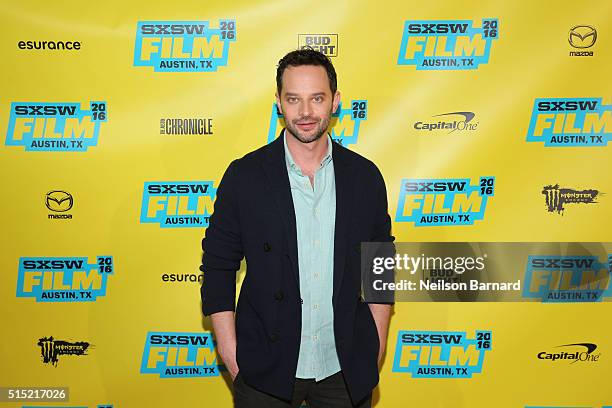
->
[16, 256, 114, 302]
[141, 332, 221, 378]
[523, 255, 611, 302]
[526, 98, 612, 146]
[542, 184, 601, 215]
[395, 177, 495, 226]
[46, 190, 73, 220]
[38, 336, 91, 366]
[392, 331, 492, 378]
[398, 19, 498, 70]
[134, 20, 236, 72]
[298, 34, 338, 57]
[267, 100, 367, 146]
[568, 25, 597, 57]
[140, 182, 216, 228]
[537, 343, 600, 364]
[5, 101, 107, 152]
[414, 111, 478, 134]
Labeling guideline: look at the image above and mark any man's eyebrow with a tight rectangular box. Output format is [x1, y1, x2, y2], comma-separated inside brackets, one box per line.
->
[283, 92, 327, 97]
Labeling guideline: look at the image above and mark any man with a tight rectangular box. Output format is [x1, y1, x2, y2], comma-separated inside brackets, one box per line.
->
[200, 49, 394, 408]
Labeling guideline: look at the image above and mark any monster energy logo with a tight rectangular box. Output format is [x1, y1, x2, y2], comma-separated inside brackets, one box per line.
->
[542, 184, 600, 214]
[37, 336, 91, 366]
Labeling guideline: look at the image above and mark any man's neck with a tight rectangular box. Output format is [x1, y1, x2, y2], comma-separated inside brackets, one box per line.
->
[285, 129, 329, 176]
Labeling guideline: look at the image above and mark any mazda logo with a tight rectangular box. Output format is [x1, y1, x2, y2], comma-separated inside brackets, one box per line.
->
[45, 190, 73, 212]
[568, 25, 597, 49]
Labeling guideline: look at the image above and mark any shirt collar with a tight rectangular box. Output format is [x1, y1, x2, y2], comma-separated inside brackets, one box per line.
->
[283, 129, 333, 175]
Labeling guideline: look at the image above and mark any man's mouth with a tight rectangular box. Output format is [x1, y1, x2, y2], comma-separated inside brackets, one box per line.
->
[296, 121, 317, 131]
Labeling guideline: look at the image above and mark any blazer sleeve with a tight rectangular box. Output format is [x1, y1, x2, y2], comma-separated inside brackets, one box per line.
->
[200, 159, 244, 316]
[366, 163, 396, 304]
[370, 163, 394, 244]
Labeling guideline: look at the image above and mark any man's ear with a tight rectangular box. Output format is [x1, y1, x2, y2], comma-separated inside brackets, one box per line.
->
[275, 92, 283, 115]
[332, 90, 341, 114]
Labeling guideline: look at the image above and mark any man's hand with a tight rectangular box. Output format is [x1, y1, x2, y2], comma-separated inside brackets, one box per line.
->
[210, 311, 240, 380]
[367, 303, 392, 368]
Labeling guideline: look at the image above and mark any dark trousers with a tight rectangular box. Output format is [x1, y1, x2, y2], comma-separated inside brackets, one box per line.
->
[233, 371, 372, 408]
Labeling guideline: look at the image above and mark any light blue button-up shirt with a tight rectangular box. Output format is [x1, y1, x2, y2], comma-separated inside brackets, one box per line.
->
[283, 130, 341, 380]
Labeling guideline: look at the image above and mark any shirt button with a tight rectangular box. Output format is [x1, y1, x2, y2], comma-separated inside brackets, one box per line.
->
[313, 240, 320, 246]
[313, 335, 318, 341]
[313, 272, 319, 279]
[313, 304, 319, 310]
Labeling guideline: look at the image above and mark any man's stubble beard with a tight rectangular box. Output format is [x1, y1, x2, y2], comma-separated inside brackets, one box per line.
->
[285, 108, 333, 144]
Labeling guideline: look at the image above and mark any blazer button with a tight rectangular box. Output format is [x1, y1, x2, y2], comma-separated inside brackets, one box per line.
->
[274, 290, 284, 301]
[263, 242, 271, 252]
[270, 334, 279, 342]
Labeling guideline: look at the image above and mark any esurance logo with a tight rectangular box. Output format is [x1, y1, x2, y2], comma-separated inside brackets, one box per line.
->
[526, 98, 612, 146]
[6, 102, 107, 151]
[140, 182, 216, 228]
[141, 332, 220, 378]
[17, 256, 114, 302]
[38, 336, 91, 366]
[542, 184, 600, 214]
[538, 343, 600, 364]
[395, 177, 495, 226]
[134, 20, 236, 72]
[392, 330, 492, 377]
[414, 111, 478, 133]
[398, 19, 498, 70]
[523, 255, 611, 302]
[267, 100, 367, 146]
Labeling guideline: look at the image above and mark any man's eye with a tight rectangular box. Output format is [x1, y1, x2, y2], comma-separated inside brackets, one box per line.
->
[287, 97, 298, 103]
[313, 96, 323, 102]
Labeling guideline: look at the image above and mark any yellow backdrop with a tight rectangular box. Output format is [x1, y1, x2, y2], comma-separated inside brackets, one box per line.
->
[1, 1, 611, 407]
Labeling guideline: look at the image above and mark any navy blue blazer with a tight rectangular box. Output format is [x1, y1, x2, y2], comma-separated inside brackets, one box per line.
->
[200, 132, 394, 402]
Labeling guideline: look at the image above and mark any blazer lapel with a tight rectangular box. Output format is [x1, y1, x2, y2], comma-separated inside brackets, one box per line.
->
[262, 132, 300, 289]
[332, 141, 354, 306]
[261, 132, 355, 303]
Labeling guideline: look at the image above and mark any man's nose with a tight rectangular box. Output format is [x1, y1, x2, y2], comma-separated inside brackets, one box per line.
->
[299, 100, 313, 117]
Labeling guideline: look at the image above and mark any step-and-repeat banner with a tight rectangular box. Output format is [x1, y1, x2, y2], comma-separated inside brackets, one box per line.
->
[1, 1, 611, 407]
